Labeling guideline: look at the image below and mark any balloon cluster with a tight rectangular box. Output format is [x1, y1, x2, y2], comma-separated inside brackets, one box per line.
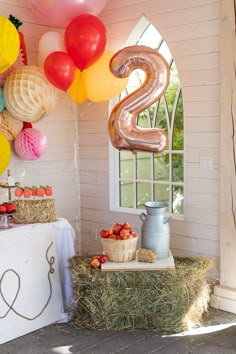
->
[35, 0, 128, 103]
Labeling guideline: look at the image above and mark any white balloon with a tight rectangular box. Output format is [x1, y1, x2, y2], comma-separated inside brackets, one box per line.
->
[38, 31, 66, 62]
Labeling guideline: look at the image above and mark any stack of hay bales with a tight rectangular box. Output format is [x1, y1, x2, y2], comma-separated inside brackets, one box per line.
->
[69, 256, 213, 333]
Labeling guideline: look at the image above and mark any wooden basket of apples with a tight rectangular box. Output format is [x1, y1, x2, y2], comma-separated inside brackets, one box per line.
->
[100, 223, 138, 262]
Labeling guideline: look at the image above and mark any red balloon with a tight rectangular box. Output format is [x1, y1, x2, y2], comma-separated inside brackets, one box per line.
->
[64, 14, 107, 71]
[44, 51, 76, 91]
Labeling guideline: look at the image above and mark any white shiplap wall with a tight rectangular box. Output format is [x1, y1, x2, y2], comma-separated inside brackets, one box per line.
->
[0, 0, 221, 267]
[79, 0, 221, 269]
[0, 1, 81, 252]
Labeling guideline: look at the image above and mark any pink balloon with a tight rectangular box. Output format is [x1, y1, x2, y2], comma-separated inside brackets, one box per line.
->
[30, 0, 108, 28]
[14, 128, 47, 160]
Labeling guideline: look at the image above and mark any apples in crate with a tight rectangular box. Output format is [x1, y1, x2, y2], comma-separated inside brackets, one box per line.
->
[100, 223, 138, 262]
[100, 222, 138, 241]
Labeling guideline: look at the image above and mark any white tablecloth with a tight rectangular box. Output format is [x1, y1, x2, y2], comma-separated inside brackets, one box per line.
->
[0, 218, 75, 323]
[52, 218, 76, 321]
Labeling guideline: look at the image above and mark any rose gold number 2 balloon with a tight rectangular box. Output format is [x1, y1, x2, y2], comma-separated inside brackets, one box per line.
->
[108, 45, 170, 153]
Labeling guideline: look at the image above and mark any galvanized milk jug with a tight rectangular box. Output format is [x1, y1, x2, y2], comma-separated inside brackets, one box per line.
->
[139, 201, 171, 259]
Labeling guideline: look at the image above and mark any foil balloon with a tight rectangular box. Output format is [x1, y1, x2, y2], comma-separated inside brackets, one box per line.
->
[14, 127, 47, 160]
[0, 16, 20, 74]
[108, 45, 170, 153]
[3, 65, 58, 123]
[0, 131, 11, 175]
[30, 0, 108, 28]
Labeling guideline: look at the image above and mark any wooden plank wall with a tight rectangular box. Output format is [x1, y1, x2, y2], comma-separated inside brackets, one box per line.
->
[0, 1, 81, 252]
[0, 0, 222, 267]
[79, 0, 221, 269]
[219, 0, 236, 288]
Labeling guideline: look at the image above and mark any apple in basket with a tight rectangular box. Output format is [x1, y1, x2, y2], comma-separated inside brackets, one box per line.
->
[100, 222, 138, 240]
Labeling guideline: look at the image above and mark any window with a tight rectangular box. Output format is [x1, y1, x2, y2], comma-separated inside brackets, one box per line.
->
[110, 21, 184, 216]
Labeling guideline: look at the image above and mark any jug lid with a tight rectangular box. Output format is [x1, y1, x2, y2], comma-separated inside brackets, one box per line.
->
[144, 201, 168, 209]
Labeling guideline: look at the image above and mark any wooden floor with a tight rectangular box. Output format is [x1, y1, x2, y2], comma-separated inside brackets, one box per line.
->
[1, 308, 236, 353]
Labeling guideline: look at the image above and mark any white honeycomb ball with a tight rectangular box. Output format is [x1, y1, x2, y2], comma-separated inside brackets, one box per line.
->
[3, 65, 58, 123]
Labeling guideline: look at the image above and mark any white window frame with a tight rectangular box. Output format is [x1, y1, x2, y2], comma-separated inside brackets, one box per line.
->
[108, 16, 184, 220]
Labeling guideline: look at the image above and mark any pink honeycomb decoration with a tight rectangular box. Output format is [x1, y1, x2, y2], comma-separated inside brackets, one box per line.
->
[14, 127, 47, 160]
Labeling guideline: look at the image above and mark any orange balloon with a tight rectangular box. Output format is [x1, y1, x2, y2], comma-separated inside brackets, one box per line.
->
[85, 51, 129, 102]
[67, 69, 87, 105]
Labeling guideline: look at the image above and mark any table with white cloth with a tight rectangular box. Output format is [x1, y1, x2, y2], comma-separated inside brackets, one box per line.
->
[0, 218, 75, 345]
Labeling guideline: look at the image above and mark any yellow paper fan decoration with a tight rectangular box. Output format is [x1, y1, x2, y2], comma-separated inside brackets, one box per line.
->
[0, 16, 20, 74]
[3, 65, 58, 123]
[0, 131, 11, 175]
[0, 109, 23, 141]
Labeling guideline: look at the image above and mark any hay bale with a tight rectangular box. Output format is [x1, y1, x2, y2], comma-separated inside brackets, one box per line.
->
[69, 256, 213, 333]
[14, 199, 57, 224]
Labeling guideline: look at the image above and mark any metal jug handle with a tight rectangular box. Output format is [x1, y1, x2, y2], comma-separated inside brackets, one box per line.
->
[163, 215, 171, 224]
[139, 213, 147, 222]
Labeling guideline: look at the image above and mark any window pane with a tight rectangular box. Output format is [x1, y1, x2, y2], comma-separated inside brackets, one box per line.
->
[172, 154, 183, 182]
[137, 152, 151, 180]
[165, 63, 179, 121]
[158, 41, 172, 64]
[119, 151, 134, 179]
[137, 111, 150, 128]
[137, 24, 162, 48]
[155, 98, 168, 132]
[120, 181, 133, 208]
[154, 154, 169, 181]
[137, 183, 151, 209]
[172, 92, 184, 150]
[172, 185, 184, 214]
[153, 184, 169, 205]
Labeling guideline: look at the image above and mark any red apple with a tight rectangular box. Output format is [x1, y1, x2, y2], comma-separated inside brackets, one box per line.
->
[100, 229, 110, 238]
[130, 231, 138, 238]
[45, 186, 53, 196]
[5, 203, 16, 213]
[0, 204, 6, 213]
[92, 255, 100, 260]
[115, 235, 122, 240]
[14, 187, 23, 198]
[99, 255, 108, 263]
[122, 222, 132, 231]
[24, 189, 32, 198]
[37, 187, 45, 197]
[90, 258, 101, 269]
[113, 223, 122, 235]
[120, 229, 131, 239]
[31, 186, 37, 196]
[108, 234, 116, 240]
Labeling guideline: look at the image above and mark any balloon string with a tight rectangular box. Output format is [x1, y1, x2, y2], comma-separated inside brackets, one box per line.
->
[65, 92, 81, 254]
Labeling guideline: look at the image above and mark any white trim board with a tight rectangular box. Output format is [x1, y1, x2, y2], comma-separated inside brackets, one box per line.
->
[211, 285, 236, 314]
